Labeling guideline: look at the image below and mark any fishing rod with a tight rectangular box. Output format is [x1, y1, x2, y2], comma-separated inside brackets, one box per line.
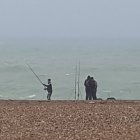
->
[26, 64, 44, 86]
[77, 61, 83, 100]
[74, 62, 77, 101]
[77, 61, 80, 100]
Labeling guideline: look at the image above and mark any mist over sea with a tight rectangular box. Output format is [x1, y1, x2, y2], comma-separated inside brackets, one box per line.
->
[0, 38, 140, 100]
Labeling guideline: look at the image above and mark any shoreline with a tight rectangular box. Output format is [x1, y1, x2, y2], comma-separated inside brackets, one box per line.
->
[1, 99, 140, 104]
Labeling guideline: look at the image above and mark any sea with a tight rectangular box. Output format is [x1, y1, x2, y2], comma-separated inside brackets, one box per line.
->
[0, 38, 140, 100]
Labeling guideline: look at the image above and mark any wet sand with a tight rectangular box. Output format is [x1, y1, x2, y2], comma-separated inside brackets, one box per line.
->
[0, 100, 140, 140]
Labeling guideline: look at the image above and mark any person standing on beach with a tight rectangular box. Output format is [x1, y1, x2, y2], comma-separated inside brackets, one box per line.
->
[89, 77, 97, 100]
[84, 76, 91, 100]
[43, 79, 52, 100]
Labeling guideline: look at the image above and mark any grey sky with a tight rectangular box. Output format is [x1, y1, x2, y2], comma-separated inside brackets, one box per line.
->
[0, 0, 140, 38]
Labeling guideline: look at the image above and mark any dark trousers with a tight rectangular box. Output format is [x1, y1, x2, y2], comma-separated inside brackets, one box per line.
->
[85, 88, 92, 100]
[47, 91, 52, 100]
[92, 88, 97, 100]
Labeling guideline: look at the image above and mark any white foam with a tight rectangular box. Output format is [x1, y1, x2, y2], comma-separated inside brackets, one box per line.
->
[28, 95, 36, 98]
[103, 90, 112, 93]
[65, 73, 70, 76]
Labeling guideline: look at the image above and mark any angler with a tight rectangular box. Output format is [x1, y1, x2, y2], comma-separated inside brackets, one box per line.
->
[27, 64, 52, 100]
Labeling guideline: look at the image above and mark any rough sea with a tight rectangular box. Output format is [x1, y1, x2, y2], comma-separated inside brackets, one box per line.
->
[0, 38, 140, 100]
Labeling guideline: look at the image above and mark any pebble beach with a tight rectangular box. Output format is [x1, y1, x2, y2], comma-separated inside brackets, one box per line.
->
[0, 100, 140, 140]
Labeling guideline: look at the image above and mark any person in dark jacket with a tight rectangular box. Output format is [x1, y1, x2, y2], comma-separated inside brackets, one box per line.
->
[89, 77, 97, 100]
[84, 76, 92, 100]
[43, 79, 52, 100]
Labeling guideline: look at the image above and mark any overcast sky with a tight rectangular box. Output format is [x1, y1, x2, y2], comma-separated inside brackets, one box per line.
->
[0, 0, 140, 39]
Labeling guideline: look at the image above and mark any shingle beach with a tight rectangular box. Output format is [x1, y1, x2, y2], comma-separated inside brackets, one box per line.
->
[0, 100, 140, 140]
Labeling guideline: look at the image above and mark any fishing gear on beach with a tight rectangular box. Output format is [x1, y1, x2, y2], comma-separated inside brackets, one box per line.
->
[74, 60, 83, 100]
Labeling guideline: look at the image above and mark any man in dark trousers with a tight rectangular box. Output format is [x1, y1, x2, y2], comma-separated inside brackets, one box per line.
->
[84, 76, 92, 100]
[43, 79, 52, 100]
